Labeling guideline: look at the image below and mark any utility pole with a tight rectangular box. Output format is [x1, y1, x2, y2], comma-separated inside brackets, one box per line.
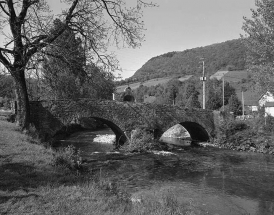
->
[222, 75, 225, 112]
[199, 60, 206, 109]
[242, 90, 245, 117]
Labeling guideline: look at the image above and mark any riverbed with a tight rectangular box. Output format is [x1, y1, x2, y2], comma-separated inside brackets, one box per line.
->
[59, 129, 274, 215]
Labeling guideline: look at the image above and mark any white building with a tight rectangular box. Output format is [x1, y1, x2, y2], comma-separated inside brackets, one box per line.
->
[258, 91, 274, 117]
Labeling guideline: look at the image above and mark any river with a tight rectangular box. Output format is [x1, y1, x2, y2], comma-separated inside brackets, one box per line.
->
[59, 129, 274, 215]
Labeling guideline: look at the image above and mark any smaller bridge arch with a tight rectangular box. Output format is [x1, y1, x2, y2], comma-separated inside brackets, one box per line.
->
[91, 117, 127, 144]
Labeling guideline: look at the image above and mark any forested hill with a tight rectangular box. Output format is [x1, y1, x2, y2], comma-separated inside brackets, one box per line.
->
[130, 39, 246, 82]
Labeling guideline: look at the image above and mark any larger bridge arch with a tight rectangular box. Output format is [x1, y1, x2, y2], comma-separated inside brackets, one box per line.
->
[179, 121, 210, 141]
[29, 99, 216, 145]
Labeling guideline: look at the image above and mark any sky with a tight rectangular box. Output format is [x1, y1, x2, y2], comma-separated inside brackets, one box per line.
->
[113, 0, 256, 79]
[0, 0, 256, 79]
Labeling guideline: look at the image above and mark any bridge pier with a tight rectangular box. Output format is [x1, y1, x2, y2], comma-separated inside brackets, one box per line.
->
[115, 133, 128, 147]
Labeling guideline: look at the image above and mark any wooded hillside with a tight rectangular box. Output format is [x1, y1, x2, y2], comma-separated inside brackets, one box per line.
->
[128, 39, 246, 82]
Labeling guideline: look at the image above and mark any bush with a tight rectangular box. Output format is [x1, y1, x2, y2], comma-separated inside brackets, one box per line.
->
[217, 117, 248, 140]
[246, 114, 274, 134]
[121, 128, 157, 153]
[23, 123, 43, 145]
[6, 114, 16, 122]
[263, 115, 274, 133]
[52, 145, 83, 171]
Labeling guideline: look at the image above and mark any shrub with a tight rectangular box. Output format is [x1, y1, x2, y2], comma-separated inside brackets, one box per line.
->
[52, 145, 83, 171]
[263, 115, 274, 133]
[6, 114, 16, 122]
[217, 117, 248, 139]
[25, 123, 40, 141]
[121, 128, 157, 153]
[246, 114, 274, 134]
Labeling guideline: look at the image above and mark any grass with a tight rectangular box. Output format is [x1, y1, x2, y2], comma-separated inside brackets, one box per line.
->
[0, 119, 199, 215]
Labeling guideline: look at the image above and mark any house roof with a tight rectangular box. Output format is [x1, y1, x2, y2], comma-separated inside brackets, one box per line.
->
[244, 100, 258, 106]
[224, 70, 248, 82]
[236, 91, 260, 106]
[210, 70, 247, 81]
[210, 70, 229, 80]
[265, 102, 274, 107]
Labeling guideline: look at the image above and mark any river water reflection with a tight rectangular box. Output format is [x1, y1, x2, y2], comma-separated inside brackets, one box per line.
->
[60, 130, 274, 215]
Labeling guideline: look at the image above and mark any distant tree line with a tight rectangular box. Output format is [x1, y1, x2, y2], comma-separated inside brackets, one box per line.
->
[117, 77, 242, 115]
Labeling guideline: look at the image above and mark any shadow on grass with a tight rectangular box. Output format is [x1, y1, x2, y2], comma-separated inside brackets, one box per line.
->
[0, 161, 87, 205]
[0, 193, 39, 205]
[0, 155, 12, 161]
[0, 162, 45, 191]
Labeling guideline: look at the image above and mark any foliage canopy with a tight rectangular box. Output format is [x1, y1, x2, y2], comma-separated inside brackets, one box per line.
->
[0, 0, 155, 129]
[242, 0, 274, 93]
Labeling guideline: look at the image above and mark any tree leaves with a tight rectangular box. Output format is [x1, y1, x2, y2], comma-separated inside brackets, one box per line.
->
[242, 0, 274, 93]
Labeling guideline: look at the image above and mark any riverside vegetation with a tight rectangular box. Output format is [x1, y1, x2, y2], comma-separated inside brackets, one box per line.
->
[1, 109, 274, 214]
[0, 115, 200, 215]
[214, 114, 274, 155]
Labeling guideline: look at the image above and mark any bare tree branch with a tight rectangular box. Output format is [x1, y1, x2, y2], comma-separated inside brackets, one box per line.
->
[0, 50, 11, 70]
[25, 0, 79, 61]
[0, 1, 10, 16]
[18, 0, 34, 22]
[0, 47, 13, 54]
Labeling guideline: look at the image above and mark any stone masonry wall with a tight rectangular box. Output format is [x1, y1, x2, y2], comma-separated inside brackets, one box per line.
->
[29, 99, 215, 143]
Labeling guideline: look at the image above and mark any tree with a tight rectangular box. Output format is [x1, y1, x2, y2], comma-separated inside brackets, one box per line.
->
[206, 91, 222, 110]
[228, 94, 242, 116]
[242, 0, 274, 92]
[223, 82, 236, 104]
[0, 0, 155, 129]
[185, 94, 201, 108]
[41, 20, 86, 100]
[165, 79, 182, 105]
[135, 84, 149, 103]
[185, 82, 197, 100]
[82, 64, 115, 100]
[205, 79, 237, 110]
[183, 81, 200, 107]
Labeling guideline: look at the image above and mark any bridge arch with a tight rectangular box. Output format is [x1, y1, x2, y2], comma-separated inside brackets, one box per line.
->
[179, 121, 210, 142]
[86, 117, 127, 145]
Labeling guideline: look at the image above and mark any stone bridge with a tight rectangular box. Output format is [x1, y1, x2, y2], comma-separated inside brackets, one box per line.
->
[29, 99, 217, 145]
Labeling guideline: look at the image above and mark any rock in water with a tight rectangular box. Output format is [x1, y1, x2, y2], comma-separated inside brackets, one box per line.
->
[161, 124, 190, 138]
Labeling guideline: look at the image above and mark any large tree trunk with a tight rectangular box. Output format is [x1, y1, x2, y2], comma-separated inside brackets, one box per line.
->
[12, 68, 30, 130]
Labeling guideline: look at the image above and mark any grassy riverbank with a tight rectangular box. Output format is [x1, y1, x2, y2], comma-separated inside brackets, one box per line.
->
[0, 118, 198, 215]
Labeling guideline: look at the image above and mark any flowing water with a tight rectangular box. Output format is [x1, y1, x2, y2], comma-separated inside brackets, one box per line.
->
[59, 129, 274, 215]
